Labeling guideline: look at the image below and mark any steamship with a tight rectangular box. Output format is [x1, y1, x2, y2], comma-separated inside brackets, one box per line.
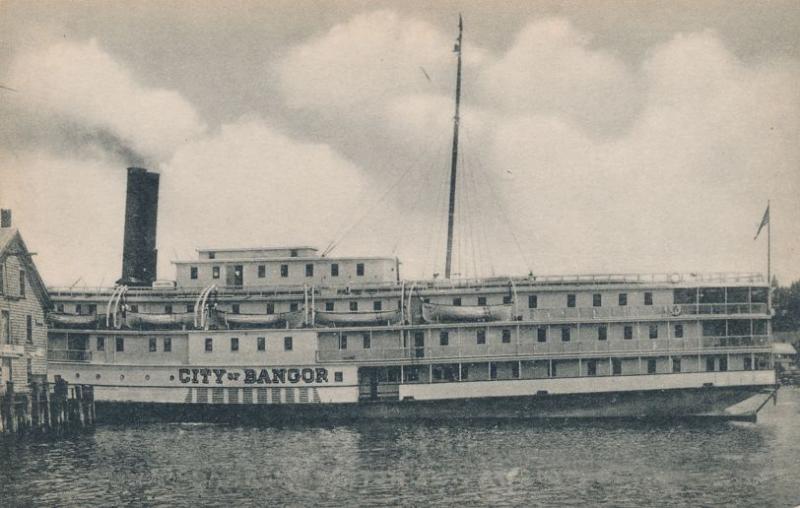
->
[44, 19, 777, 422]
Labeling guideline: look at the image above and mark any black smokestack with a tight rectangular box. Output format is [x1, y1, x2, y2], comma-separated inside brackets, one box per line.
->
[118, 167, 159, 287]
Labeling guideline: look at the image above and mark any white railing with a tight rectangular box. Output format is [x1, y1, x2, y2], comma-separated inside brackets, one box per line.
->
[47, 350, 92, 362]
[525, 303, 768, 322]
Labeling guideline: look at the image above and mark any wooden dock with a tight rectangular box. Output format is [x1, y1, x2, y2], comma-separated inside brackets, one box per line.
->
[0, 379, 95, 435]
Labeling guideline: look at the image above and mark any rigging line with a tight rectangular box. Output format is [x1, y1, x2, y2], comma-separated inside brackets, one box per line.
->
[431, 148, 451, 277]
[404, 139, 447, 273]
[464, 139, 492, 277]
[462, 150, 479, 279]
[463, 126, 533, 275]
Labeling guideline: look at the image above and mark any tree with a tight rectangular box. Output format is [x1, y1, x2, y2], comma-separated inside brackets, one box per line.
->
[772, 279, 800, 332]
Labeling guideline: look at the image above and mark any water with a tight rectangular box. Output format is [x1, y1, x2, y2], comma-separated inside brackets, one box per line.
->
[1, 389, 799, 507]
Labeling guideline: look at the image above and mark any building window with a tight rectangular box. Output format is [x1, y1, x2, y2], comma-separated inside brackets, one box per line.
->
[205, 338, 213, 352]
[477, 330, 486, 345]
[561, 327, 571, 342]
[567, 294, 576, 308]
[356, 263, 365, 276]
[618, 293, 627, 306]
[232, 304, 240, 314]
[280, 264, 289, 277]
[440, 331, 449, 346]
[331, 263, 339, 277]
[96, 336, 105, 351]
[649, 324, 658, 339]
[537, 328, 547, 343]
[258, 265, 266, 278]
[349, 301, 358, 311]
[528, 295, 537, 308]
[587, 360, 597, 376]
[164, 337, 172, 352]
[257, 337, 266, 351]
[612, 358, 622, 375]
[452, 297, 462, 306]
[502, 329, 512, 344]
[305, 264, 314, 277]
[266, 303, 275, 314]
[334, 371, 343, 382]
[19, 270, 25, 297]
[116, 336, 124, 352]
[674, 324, 684, 338]
[212, 266, 220, 279]
[373, 301, 382, 311]
[149, 337, 157, 352]
[598, 326, 607, 341]
[644, 292, 653, 306]
[647, 359, 657, 374]
[478, 296, 487, 306]
[290, 249, 298, 257]
[706, 357, 715, 372]
[363, 334, 370, 349]
[165, 304, 172, 314]
[339, 335, 347, 350]
[593, 294, 602, 307]
[624, 326, 633, 340]
[26, 315, 32, 343]
[231, 337, 239, 352]
[719, 356, 728, 372]
[284, 336, 293, 351]
[190, 266, 198, 279]
[672, 357, 681, 373]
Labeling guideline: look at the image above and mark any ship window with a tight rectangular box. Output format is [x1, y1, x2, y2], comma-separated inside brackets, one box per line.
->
[205, 338, 213, 352]
[674, 324, 684, 338]
[453, 297, 462, 306]
[561, 327, 571, 342]
[212, 266, 220, 279]
[208, 252, 215, 259]
[477, 329, 486, 344]
[649, 325, 658, 339]
[490, 363, 497, 380]
[19, 270, 25, 297]
[116, 336, 124, 352]
[706, 357, 715, 371]
[76, 304, 82, 314]
[334, 371, 343, 382]
[674, 288, 697, 304]
[164, 337, 172, 352]
[593, 294, 602, 307]
[190, 266, 198, 279]
[753, 320, 767, 335]
[266, 303, 275, 314]
[751, 288, 767, 304]
[550, 361, 557, 377]
[618, 293, 627, 306]
[26, 315, 32, 343]
[503, 295, 512, 304]
[305, 264, 314, 277]
[165, 304, 172, 314]
[719, 356, 727, 372]
[744, 357, 752, 370]
[290, 302, 298, 312]
[88, 304, 97, 314]
[284, 336, 293, 351]
[57, 304, 64, 313]
[567, 294, 576, 308]
[478, 296, 487, 306]
[587, 360, 597, 376]
[350, 301, 358, 311]
[502, 329, 511, 344]
[280, 264, 289, 277]
[702, 321, 726, 337]
[537, 328, 547, 343]
[149, 337, 157, 352]
[624, 326, 633, 340]
[339, 335, 347, 350]
[232, 304, 240, 314]
[356, 263, 365, 276]
[598, 326, 607, 341]
[257, 337, 266, 351]
[129, 304, 138, 313]
[231, 337, 239, 352]
[440, 331, 449, 346]
[363, 334, 370, 349]
[373, 301, 382, 311]
[672, 357, 681, 373]
[700, 287, 725, 304]
[325, 302, 334, 311]
[647, 359, 657, 374]
[612, 358, 622, 375]
[258, 265, 266, 278]
[528, 295, 537, 309]
[96, 336, 105, 351]
[512, 362, 520, 379]
[290, 249, 298, 257]
[644, 292, 653, 306]
[0, 265, 3, 295]
[331, 263, 339, 276]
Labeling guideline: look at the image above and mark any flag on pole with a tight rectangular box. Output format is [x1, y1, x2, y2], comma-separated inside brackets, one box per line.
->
[754, 205, 770, 240]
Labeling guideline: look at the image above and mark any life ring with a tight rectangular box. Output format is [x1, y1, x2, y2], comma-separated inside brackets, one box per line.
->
[669, 273, 681, 284]
[670, 304, 682, 316]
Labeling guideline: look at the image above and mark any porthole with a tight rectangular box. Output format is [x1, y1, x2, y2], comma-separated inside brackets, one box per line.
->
[120, 374, 125, 381]
[145, 374, 151, 381]
[96, 374, 101, 380]
[169, 375, 175, 381]
[75, 372, 80, 379]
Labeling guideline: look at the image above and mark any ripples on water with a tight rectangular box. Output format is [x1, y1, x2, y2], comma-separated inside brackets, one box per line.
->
[1, 389, 799, 507]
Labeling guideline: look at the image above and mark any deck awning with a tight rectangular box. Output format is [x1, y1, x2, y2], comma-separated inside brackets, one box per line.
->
[772, 342, 798, 356]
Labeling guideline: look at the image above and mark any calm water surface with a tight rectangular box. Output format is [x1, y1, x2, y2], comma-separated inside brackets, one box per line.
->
[1, 388, 799, 507]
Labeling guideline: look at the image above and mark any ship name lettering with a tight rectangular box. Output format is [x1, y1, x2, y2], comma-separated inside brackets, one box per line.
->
[180, 367, 329, 384]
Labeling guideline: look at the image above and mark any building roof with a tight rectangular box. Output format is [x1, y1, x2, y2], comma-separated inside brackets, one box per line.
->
[0, 228, 51, 308]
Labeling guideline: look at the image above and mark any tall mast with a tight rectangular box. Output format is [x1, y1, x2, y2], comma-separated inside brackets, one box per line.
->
[444, 15, 463, 279]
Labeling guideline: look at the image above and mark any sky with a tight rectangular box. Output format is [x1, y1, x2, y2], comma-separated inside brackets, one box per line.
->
[1, 0, 798, 287]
